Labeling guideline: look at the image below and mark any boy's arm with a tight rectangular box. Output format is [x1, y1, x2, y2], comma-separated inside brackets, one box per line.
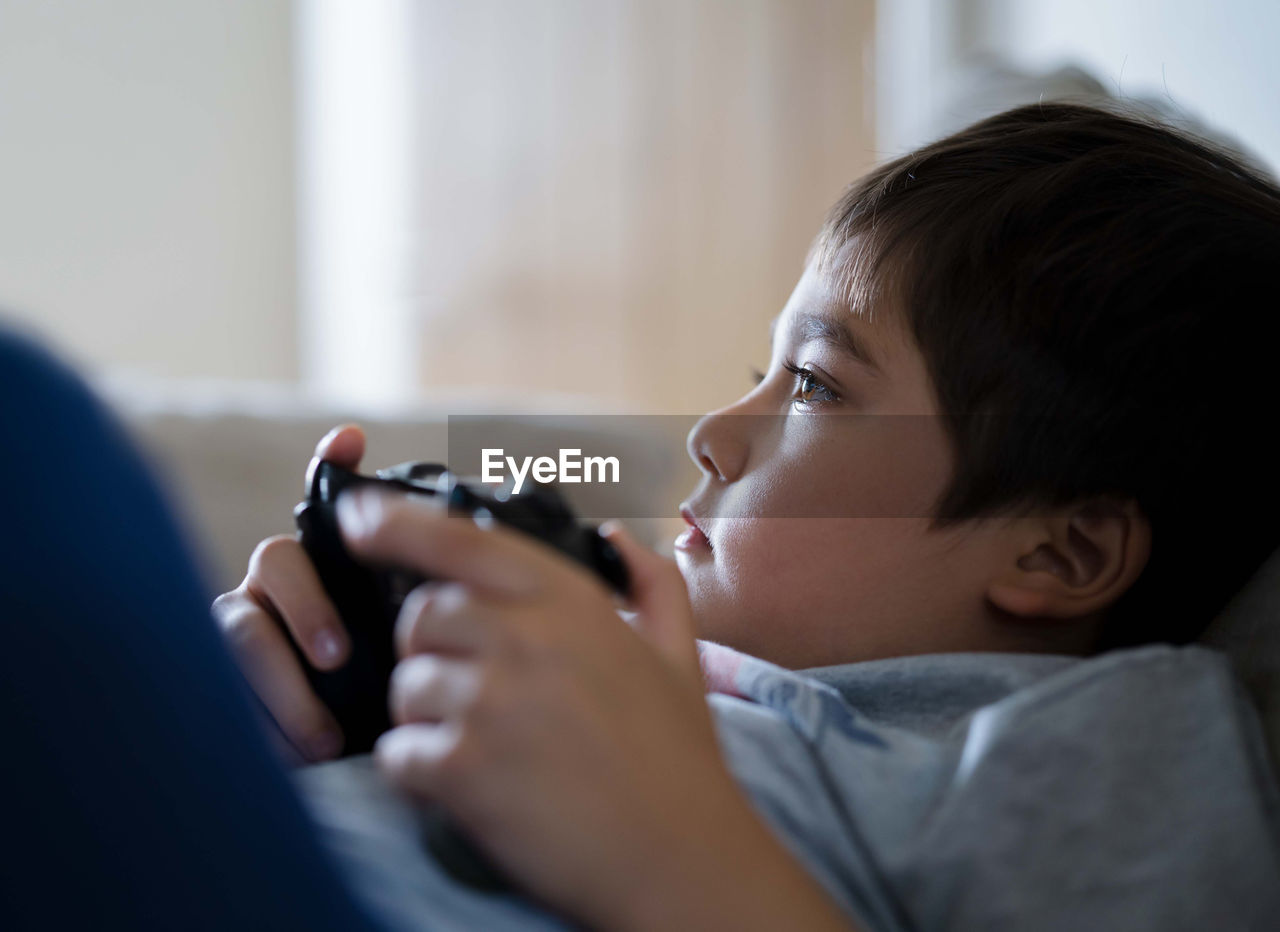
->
[339, 490, 860, 931]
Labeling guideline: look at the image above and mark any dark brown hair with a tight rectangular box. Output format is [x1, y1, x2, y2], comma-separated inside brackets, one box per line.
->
[814, 100, 1280, 646]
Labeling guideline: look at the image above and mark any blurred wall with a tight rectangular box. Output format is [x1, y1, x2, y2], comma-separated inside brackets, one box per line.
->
[1, 0, 875, 415]
[297, 0, 877, 414]
[0, 0, 296, 379]
[963, 0, 1279, 173]
[404, 1, 877, 415]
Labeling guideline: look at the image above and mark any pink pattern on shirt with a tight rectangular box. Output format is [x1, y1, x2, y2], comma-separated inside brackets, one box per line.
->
[696, 640, 749, 698]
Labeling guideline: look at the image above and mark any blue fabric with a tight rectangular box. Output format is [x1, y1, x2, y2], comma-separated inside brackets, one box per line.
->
[720, 646, 1280, 930]
[0, 328, 381, 931]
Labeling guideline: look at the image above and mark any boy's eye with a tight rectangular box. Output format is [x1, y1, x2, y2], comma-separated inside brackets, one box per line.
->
[782, 361, 839, 407]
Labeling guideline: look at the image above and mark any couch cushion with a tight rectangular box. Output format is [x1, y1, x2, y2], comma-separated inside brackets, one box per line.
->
[94, 374, 683, 595]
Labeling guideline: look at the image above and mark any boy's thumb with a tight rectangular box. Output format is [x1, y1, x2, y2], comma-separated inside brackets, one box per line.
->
[314, 423, 366, 470]
[601, 521, 701, 681]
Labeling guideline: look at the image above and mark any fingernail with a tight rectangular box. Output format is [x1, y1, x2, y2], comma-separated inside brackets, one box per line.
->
[373, 729, 411, 774]
[314, 630, 344, 666]
[599, 520, 623, 539]
[309, 729, 343, 761]
[315, 424, 346, 454]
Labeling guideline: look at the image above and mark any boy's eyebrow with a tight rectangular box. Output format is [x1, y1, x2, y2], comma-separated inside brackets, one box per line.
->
[770, 311, 881, 373]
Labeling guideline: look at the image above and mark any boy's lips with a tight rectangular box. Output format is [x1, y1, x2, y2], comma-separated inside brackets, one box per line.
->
[676, 503, 712, 553]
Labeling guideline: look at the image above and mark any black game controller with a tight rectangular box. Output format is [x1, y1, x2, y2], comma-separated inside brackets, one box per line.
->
[292, 456, 630, 891]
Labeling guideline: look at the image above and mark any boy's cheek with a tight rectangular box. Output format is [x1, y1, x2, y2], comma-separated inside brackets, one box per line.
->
[690, 518, 941, 650]
[682, 522, 816, 636]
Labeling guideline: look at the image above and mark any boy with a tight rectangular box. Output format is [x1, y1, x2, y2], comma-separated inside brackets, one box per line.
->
[214, 101, 1280, 928]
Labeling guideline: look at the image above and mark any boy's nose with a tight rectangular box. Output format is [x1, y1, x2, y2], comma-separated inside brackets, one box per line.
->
[686, 408, 749, 483]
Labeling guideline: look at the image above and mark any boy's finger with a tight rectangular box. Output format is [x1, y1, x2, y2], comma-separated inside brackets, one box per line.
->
[374, 722, 464, 802]
[388, 653, 483, 725]
[337, 490, 573, 599]
[600, 521, 701, 681]
[314, 423, 366, 470]
[216, 601, 345, 762]
[246, 535, 350, 670]
[395, 582, 495, 659]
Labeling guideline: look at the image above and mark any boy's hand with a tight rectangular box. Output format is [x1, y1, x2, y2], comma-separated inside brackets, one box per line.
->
[339, 489, 795, 930]
[210, 424, 366, 763]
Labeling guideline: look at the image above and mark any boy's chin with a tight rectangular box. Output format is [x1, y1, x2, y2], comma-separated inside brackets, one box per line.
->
[686, 601, 749, 653]
[683, 592, 720, 641]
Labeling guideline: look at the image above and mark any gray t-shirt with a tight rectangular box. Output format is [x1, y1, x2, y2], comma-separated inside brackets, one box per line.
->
[296, 644, 1280, 931]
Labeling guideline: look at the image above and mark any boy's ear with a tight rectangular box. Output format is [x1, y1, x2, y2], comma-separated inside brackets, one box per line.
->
[986, 498, 1151, 621]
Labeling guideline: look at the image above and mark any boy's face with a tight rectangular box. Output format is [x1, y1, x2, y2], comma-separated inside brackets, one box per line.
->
[677, 262, 1004, 669]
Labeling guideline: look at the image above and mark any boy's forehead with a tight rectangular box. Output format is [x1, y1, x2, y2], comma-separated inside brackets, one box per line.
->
[769, 264, 890, 372]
